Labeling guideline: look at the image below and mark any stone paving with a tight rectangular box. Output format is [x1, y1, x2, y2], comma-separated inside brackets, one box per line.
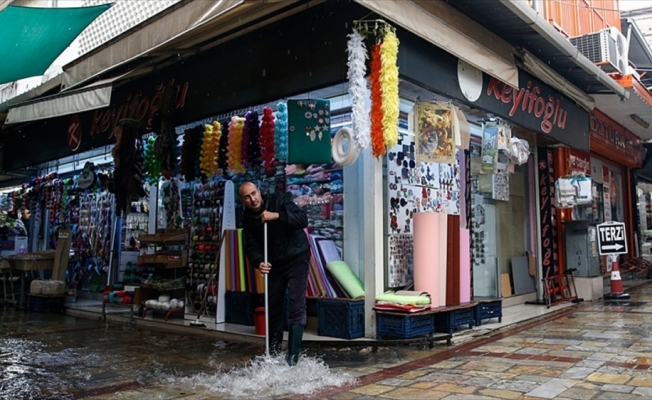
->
[3, 282, 652, 399]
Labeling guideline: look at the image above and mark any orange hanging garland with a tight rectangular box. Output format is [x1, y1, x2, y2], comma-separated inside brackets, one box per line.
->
[370, 42, 385, 158]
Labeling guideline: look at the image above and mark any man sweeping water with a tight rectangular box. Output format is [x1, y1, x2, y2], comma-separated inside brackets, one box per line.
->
[239, 182, 310, 365]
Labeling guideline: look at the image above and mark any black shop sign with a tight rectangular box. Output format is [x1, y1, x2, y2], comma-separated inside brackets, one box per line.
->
[397, 34, 589, 151]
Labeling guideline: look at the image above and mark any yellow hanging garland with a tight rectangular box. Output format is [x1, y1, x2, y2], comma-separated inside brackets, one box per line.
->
[200, 124, 218, 178]
[379, 28, 400, 149]
[227, 116, 246, 174]
[212, 120, 222, 174]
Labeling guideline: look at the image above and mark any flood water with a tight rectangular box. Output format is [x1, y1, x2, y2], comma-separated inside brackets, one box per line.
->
[0, 308, 414, 399]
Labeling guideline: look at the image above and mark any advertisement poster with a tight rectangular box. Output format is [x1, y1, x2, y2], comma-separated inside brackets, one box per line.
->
[481, 122, 498, 173]
[413, 102, 456, 164]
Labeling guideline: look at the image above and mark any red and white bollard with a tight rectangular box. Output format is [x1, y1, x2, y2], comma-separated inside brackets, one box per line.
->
[604, 254, 630, 300]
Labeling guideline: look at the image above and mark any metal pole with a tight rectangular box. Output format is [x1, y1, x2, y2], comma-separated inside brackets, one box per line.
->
[264, 222, 269, 357]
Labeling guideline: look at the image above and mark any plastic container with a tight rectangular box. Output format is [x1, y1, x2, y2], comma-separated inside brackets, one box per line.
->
[376, 312, 433, 340]
[317, 298, 365, 339]
[254, 307, 266, 335]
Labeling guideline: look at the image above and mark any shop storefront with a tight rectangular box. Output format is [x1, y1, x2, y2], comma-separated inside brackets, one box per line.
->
[0, 0, 603, 338]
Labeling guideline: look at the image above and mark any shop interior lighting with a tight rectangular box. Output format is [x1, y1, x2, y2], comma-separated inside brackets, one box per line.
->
[631, 113, 650, 129]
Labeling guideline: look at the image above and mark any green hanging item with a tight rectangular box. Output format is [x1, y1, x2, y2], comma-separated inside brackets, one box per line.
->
[287, 99, 332, 164]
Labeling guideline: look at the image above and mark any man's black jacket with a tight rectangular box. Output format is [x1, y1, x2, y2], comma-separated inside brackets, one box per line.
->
[243, 192, 310, 268]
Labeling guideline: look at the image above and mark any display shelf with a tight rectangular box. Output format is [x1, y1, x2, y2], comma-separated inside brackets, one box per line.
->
[141, 305, 184, 321]
[139, 231, 188, 246]
[137, 251, 188, 268]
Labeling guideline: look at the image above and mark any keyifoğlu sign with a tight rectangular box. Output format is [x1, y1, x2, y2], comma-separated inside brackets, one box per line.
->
[597, 221, 628, 255]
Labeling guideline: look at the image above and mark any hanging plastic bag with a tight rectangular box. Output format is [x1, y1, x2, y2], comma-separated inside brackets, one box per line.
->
[509, 137, 530, 166]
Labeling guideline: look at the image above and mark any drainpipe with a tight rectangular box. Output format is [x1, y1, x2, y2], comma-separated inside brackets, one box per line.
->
[531, 0, 542, 15]
[499, 0, 629, 100]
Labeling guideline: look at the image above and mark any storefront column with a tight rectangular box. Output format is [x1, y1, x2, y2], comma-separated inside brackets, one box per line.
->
[344, 151, 385, 338]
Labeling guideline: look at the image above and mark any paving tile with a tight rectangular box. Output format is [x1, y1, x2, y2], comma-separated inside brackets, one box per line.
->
[427, 360, 466, 369]
[514, 347, 550, 355]
[348, 384, 394, 396]
[378, 387, 449, 399]
[327, 391, 360, 400]
[600, 383, 635, 393]
[477, 388, 522, 399]
[595, 392, 645, 400]
[525, 378, 578, 399]
[557, 387, 600, 399]
[489, 379, 539, 393]
[632, 387, 652, 397]
[409, 381, 439, 389]
[460, 376, 497, 388]
[376, 378, 411, 387]
[394, 369, 430, 380]
[559, 367, 597, 380]
[628, 377, 652, 387]
[514, 374, 553, 383]
[415, 371, 466, 383]
[575, 360, 606, 369]
[586, 372, 631, 385]
[431, 383, 477, 394]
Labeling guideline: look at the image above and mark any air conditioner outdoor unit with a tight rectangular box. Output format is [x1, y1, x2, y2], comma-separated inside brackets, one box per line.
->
[569, 28, 628, 74]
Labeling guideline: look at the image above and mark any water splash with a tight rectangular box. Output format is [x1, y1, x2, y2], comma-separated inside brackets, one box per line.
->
[163, 354, 357, 398]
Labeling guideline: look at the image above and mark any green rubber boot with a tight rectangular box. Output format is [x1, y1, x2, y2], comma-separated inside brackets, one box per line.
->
[286, 325, 304, 366]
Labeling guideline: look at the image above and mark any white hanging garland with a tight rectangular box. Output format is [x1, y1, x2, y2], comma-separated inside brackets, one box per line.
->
[346, 28, 371, 150]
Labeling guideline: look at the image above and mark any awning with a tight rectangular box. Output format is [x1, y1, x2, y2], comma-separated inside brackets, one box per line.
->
[61, 0, 304, 91]
[594, 77, 652, 140]
[622, 18, 652, 88]
[448, 0, 628, 99]
[353, 0, 519, 88]
[0, 4, 111, 85]
[5, 79, 113, 125]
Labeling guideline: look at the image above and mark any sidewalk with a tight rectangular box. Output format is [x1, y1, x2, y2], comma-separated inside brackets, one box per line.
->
[3, 276, 651, 399]
[64, 273, 650, 349]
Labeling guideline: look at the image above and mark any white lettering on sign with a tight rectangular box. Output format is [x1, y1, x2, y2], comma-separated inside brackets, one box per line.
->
[599, 226, 624, 242]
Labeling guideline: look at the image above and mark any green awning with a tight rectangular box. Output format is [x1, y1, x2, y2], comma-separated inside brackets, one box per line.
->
[0, 4, 111, 85]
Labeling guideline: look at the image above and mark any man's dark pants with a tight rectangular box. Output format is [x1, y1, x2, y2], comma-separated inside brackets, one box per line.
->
[267, 257, 309, 352]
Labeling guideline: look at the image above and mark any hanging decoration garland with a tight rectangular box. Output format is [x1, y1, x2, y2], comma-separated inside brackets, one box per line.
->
[217, 119, 229, 174]
[379, 28, 400, 149]
[227, 116, 245, 174]
[260, 106, 276, 174]
[274, 102, 289, 162]
[241, 112, 251, 167]
[245, 110, 262, 168]
[200, 123, 219, 178]
[346, 28, 371, 150]
[180, 126, 203, 182]
[369, 42, 385, 158]
[212, 120, 222, 168]
[143, 136, 162, 184]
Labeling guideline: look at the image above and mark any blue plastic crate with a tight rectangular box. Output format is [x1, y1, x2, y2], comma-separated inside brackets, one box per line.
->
[317, 298, 365, 339]
[434, 307, 474, 334]
[474, 300, 502, 326]
[376, 312, 434, 340]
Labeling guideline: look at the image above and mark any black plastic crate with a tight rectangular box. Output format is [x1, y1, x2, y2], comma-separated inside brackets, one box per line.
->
[434, 308, 474, 334]
[28, 295, 66, 314]
[376, 312, 433, 340]
[225, 291, 259, 326]
[317, 298, 365, 339]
